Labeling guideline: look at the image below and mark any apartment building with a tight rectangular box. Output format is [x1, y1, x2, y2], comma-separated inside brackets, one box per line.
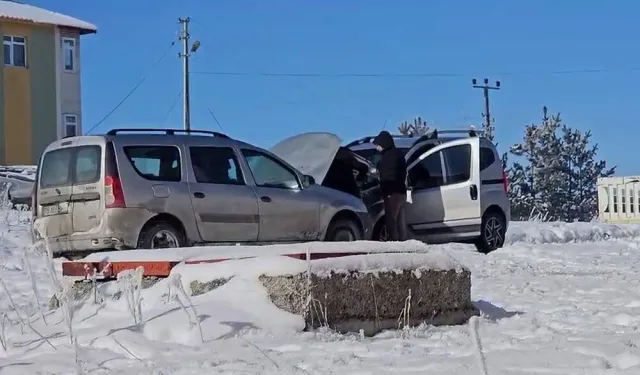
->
[0, 0, 96, 165]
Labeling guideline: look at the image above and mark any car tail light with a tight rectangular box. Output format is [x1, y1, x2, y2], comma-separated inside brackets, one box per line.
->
[105, 176, 125, 208]
[104, 141, 126, 208]
[502, 169, 509, 194]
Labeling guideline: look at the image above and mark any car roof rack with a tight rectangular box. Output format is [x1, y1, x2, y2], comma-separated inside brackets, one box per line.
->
[345, 128, 483, 148]
[344, 133, 416, 148]
[106, 128, 230, 138]
[411, 128, 485, 147]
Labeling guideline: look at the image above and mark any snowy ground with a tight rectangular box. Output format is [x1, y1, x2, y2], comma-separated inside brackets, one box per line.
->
[1, 213, 640, 374]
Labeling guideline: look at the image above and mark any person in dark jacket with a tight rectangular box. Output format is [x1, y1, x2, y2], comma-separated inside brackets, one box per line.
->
[372, 130, 408, 241]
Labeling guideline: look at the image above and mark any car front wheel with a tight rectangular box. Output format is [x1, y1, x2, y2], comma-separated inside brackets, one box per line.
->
[474, 211, 506, 254]
[325, 219, 361, 242]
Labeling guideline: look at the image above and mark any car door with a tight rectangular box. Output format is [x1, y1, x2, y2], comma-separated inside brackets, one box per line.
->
[406, 137, 481, 242]
[240, 148, 321, 242]
[187, 146, 260, 243]
[35, 138, 105, 238]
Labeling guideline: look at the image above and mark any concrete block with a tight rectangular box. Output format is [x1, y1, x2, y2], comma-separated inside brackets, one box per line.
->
[259, 253, 478, 336]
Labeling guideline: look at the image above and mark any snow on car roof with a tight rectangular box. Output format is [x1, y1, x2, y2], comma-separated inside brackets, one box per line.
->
[0, 1, 97, 34]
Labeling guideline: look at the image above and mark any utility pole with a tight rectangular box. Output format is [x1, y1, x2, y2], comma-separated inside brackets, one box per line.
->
[471, 78, 501, 140]
[178, 17, 200, 131]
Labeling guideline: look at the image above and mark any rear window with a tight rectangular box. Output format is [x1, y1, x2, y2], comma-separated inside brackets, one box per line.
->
[480, 147, 496, 171]
[124, 146, 181, 182]
[40, 146, 101, 188]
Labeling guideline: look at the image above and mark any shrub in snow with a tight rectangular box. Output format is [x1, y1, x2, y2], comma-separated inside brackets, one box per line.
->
[168, 273, 204, 343]
[34, 230, 81, 344]
[0, 313, 9, 351]
[304, 289, 329, 329]
[116, 267, 144, 326]
[0, 276, 56, 349]
[54, 276, 79, 344]
[90, 267, 104, 305]
[397, 289, 412, 339]
[303, 245, 329, 329]
[22, 243, 47, 324]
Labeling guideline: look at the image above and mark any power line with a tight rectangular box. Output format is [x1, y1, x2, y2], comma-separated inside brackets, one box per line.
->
[207, 107, 225, 133]
[162, 89, 183, 124]
[190, 67, 640, 78]
[85, 40, 177, 134]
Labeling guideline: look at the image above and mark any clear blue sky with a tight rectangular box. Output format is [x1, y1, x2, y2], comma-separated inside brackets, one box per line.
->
[31, 0, 640, 174]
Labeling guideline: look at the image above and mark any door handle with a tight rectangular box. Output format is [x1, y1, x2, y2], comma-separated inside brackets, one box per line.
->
[193, 192, 205, 199]
[260, 196, 272, 203]
[469, 184, 478, 201]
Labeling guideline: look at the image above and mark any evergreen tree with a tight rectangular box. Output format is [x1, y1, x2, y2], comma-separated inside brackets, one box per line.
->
[556, 125, 615, 221]
[506, 106, 615, 221]
[397, 117, 430, 136]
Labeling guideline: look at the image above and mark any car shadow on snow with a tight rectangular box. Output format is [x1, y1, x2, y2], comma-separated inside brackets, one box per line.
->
[473, 300, 524, 322]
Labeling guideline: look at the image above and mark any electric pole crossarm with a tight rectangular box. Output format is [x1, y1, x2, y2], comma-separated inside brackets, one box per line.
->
[471, 77, 501, 141]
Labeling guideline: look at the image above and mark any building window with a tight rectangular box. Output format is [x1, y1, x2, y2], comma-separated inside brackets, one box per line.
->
[62, 37, 76, 71]
[64, 114, 78, 137]
[3, 35, 26, 67]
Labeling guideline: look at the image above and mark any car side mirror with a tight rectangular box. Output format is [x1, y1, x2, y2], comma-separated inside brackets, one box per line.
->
[302, 174, 316, 188]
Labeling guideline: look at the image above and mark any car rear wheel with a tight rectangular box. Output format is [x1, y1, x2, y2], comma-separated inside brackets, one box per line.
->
[325, 219, 361, 242]
[137, 222, 185, 250]
[474, 211, 506, 254]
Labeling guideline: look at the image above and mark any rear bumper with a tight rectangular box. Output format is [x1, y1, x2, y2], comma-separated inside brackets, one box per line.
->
[41, 236, 131, 257]
[33, 207, 153, 256]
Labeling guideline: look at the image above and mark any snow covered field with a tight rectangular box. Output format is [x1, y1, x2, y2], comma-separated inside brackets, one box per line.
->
[1, 212, 640, 374]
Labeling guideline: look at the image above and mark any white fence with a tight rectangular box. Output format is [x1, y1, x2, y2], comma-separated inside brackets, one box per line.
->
[597, 176, 640, 223]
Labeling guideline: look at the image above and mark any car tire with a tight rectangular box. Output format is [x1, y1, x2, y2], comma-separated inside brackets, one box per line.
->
[474, 211, 506, 254]
[325, 219, 361, 242]
[137, 221, 185, 250]
[373, 219, 388, 242]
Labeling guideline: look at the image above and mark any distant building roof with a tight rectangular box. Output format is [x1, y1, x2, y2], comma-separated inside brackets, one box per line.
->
[0, 1, 96, 35]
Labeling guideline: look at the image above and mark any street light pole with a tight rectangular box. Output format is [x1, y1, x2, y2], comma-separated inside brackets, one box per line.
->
[178, 17, 200, 131]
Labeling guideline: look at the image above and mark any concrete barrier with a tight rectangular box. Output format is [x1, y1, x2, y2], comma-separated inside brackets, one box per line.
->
[259, 253, 478, 336]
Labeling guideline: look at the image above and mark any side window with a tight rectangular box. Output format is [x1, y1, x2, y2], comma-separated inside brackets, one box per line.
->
[241, 149, 300, 189]
[406, 143, 437, 167]
[443, 144, 471, 184]
[408, 152, 444, 189]
[479, 147, 496, 171]
[124, 146, 181, 182]
[189, 147, 244, 185]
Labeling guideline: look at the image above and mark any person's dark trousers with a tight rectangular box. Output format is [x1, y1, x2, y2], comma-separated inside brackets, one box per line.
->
[383, 192, 407, 241]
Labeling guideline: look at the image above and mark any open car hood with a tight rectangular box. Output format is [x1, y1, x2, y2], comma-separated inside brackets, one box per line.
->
[270, 132, 342, 184]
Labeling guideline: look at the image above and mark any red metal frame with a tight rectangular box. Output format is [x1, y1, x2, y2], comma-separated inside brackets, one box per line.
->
[62, 251, 369, 279]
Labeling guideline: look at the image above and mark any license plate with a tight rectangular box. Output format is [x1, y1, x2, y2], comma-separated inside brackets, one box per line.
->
[42, 203, 68, 216]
